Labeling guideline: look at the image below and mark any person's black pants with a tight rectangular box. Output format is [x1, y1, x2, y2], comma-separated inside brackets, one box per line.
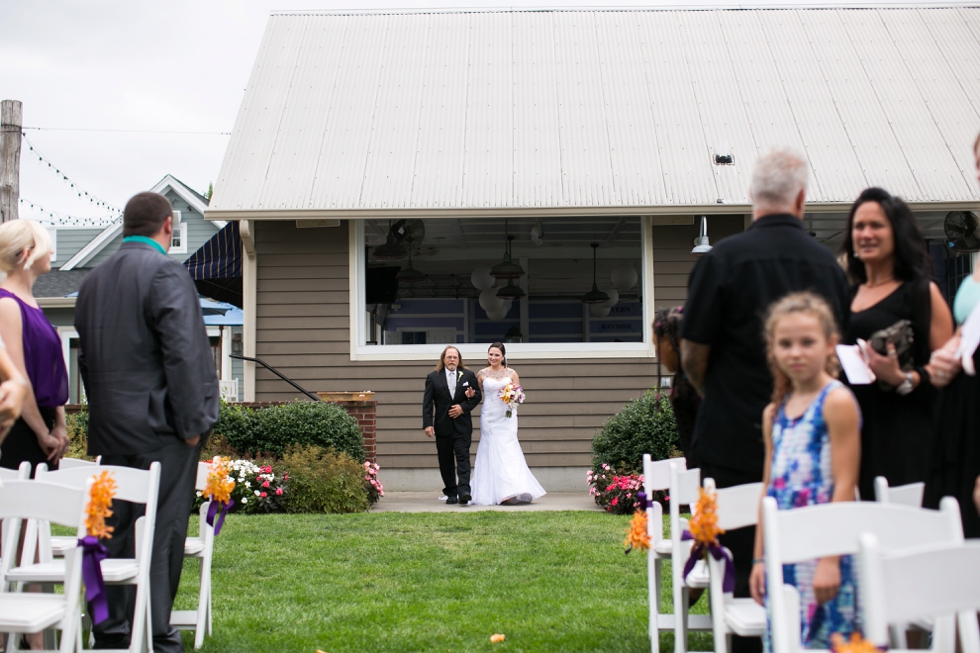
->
[698, 462, 763, 653]
[436, 431, 471, 498]
[94, 438, 201, 653]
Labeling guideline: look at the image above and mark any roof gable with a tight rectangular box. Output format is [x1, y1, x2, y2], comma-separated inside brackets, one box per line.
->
[210, 7, 980, 216]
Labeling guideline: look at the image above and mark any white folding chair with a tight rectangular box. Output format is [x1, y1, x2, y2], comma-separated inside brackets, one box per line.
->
[8, 462, 162, 653]
[42, 459, 101, 558]
[859, 535, 980, 653]
[0, 462, 32, 571]
[58, 457, 101, 471]
[0, 478, 89, 653]
[171, 462, 215, 648]
[762, 496, 963, 653]
[704, 478, 766, 653]
[873, 477, 924, 507]
[642, 454, 686, 653]
[668, 462, 711, 653]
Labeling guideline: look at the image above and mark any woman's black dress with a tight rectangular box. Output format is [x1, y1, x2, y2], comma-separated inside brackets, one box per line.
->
[923, 345, 980, 539]
[844, 281, 934, 502]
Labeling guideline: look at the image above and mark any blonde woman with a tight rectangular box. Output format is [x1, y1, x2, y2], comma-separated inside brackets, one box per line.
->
[0, 220, 69, 477]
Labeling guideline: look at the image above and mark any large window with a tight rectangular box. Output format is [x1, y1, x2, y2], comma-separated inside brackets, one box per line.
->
[351, 217, 654, 360]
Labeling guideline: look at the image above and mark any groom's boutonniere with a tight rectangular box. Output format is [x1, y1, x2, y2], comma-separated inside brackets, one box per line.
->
[457, 370, 463, 382]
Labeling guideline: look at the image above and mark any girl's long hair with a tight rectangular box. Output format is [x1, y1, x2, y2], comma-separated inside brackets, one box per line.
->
[764, 292, 840, 412]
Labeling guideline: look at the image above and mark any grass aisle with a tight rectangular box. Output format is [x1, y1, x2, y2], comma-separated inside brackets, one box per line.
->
[175, 511, 708, 653]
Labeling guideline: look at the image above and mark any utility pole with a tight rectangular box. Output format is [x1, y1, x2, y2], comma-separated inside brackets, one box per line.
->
[0, 99, 23, 223]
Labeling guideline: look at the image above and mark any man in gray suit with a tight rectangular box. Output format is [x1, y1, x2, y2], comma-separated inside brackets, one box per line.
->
[75, 191, 219, 653]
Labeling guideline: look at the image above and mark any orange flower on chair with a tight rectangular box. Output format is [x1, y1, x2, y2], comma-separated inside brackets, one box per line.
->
[203, 456, 235, 505]
[624, 509, 651, 554]
[831, 632, 883, 653]
[689, 487, 724, 547]
[86, 470, 117, 540]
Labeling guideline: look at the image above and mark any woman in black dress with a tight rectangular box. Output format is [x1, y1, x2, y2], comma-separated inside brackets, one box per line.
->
[840, 188, 953, 501]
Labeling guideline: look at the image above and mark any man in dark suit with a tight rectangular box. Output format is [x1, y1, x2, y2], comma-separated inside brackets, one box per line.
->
[75, 192, 219, 653]
[423, 346, 482, 505]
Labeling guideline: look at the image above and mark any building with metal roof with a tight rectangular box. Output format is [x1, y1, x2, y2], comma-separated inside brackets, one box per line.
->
[208, 7, 980, 487]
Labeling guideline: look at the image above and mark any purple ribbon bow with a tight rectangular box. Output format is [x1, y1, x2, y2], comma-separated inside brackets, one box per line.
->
[206, 499, 234, 536]
[681, 530, 735, 593]
[637, 491, 654, 510]
[78, 535, 109, 624]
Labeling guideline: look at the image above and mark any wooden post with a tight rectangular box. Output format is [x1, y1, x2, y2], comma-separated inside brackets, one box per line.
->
[0, 100, 23, 223]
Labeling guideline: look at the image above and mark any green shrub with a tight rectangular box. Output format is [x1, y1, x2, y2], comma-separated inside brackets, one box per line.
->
[590, 390, 678, 475]
[278, 445, 369, 514]
[65, 410, 93, 461]
[249, 401, 365, 461]
[211, 402, 260, 455]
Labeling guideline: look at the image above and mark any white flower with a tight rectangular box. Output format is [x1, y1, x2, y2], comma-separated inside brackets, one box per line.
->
[196, 491, 202, 497]
[254, 490, 260, 496]
[241, 498, 248, 504]
[245, 481, 251, 488]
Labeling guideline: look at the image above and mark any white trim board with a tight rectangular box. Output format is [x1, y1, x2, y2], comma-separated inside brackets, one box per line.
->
[59, 219, 123, 271]
[150, 175, 225, 229]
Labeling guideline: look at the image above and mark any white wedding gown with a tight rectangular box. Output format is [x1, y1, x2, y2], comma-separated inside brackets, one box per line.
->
[470, 375, 546, 505]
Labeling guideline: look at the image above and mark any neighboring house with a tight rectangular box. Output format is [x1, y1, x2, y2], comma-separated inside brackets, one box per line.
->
[35, 174, 244, 402]
[208, 7, 980, 490]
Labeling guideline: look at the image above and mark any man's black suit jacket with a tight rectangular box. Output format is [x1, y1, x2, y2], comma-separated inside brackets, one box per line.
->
[423, 367, 482, 437]
[75, 241, 220, 455]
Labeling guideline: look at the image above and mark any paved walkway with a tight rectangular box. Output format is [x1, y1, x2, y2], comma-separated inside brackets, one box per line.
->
[372, 491, 604, 513]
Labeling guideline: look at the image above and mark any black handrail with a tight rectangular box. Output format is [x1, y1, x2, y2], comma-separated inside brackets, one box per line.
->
[229, 354, 321, 402]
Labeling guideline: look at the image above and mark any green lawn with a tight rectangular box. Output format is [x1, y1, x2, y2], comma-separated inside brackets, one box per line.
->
[175, 511, 713, 653]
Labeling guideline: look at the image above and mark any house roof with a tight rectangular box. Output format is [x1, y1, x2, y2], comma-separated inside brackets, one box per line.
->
[208, 7, 980, 220]
[59, 175, 220, 271]
[33, 269, 91, 299]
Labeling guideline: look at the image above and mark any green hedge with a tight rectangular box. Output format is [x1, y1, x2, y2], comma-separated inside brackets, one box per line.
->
[214, 400, 365, 462]
[278, 445, 369, 514]
[590, 390, 678, 475]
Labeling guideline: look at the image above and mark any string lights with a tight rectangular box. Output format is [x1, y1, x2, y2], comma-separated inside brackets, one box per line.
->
[21, 134, 123, 214]
[18, 198, 119, 228]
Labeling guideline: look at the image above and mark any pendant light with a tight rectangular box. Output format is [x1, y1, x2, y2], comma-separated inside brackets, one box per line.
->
[691, 216, 712, 257]
[395, 250, 425, 284]
[580, 243, 610, 304]
[373, 220, 408, 260]
[496, 278, 526, 300]
[490, 223, 526, 280]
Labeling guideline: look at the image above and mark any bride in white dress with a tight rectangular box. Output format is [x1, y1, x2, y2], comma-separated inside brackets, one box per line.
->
[470, 342, 546, 505]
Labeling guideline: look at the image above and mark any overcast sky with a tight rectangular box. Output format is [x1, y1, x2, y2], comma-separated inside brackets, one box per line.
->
[1, 0, 948, 226]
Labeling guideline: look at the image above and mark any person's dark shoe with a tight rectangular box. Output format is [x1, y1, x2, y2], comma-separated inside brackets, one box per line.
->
[446, 495, 458, 504]
[459, 493, 472, 505]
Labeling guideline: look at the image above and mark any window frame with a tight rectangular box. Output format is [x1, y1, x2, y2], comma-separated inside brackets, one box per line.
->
[170, 219, 188, 254]
[348, 217, 656, 361]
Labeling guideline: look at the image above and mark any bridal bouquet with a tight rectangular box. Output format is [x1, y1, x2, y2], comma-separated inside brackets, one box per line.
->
[498, 383, 525, 418]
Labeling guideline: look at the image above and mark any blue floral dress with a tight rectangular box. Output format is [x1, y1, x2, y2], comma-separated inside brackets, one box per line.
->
[764, 380, 858, 651]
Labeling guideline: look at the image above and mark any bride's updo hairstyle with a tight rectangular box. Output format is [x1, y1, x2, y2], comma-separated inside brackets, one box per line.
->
[489, 342, 507, 367]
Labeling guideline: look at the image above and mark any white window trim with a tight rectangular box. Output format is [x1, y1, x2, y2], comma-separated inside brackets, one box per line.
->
[57, 327, 77, 372]
[170, 222, 188, 254]
[348, 217, 656, 361]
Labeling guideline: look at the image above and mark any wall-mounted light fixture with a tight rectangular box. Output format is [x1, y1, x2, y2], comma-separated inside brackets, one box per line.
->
[691, 217, 712, 257]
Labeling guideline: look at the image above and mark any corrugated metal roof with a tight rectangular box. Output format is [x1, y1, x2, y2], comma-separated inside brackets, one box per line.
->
[210, 7, 980, 217]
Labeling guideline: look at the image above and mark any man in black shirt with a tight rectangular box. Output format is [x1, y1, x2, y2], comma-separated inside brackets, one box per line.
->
[680, 149, 849, 653]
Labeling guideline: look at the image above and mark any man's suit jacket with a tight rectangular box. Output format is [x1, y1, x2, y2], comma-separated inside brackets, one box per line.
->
[75, 241, 220, 456]
[423, 367, 481, 437]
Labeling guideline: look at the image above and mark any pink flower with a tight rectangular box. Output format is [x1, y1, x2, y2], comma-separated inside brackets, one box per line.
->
[275, 488, 283, 496]
[260, 491, 267, 498]
[284, 474, 289, 480]
[611, 497, 618, 506]
[262, 481, 270, 488]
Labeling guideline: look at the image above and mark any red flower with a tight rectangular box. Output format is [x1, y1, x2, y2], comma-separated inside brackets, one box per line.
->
[611, 497, 618, 506]
[262, 481, 270, 488]
[284, 474, 289, 480]
[260, 492, 267, 498]
[275, 488, 283, 496]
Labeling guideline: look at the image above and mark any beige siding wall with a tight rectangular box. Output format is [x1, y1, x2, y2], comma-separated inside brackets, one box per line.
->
[254, 218, 745, 469]
[652, 215, 746, 309]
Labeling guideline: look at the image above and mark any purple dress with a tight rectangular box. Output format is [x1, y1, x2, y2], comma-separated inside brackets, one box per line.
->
[0, 288, 69, 474]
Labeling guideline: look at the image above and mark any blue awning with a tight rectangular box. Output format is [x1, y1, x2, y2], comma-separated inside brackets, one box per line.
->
[185, 222, 242, 308]
[203, 307, 244, 326]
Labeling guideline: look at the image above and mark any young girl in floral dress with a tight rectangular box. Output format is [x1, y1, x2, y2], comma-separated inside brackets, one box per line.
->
[748, 293, 862, 650]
